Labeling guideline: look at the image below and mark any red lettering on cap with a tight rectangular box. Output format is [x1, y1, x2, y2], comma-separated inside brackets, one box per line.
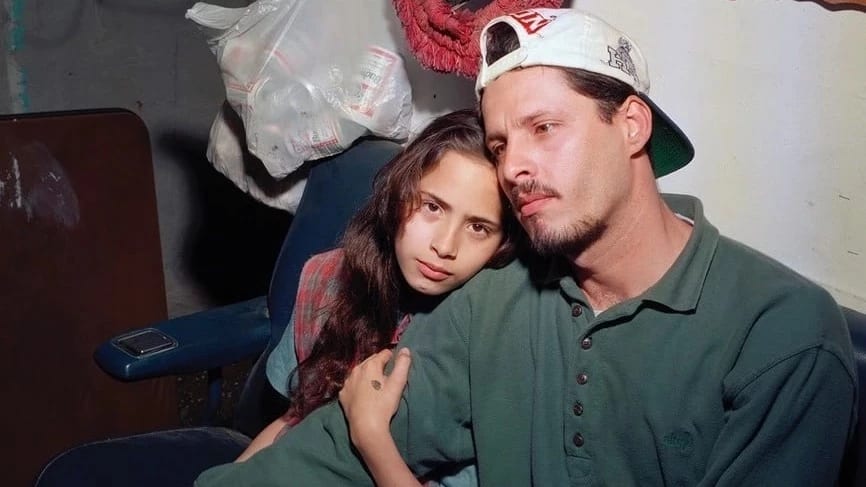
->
[509, 10, 553, 35]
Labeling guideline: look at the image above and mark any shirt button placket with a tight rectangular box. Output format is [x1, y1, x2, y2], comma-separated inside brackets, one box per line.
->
[575, 318, 592, 452]
[569, 301, 589, 454]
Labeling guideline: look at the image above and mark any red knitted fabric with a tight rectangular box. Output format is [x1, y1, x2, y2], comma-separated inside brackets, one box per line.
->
[392, 0, 564, 77]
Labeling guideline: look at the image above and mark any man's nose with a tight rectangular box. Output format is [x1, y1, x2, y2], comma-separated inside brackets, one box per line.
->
[498, 142, 535, 188]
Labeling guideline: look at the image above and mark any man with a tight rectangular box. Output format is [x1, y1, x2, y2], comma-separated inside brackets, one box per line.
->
[196, 8, 856, 486]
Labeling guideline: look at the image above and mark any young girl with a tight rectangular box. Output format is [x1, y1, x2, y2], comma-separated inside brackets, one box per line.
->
[236, 109, 520, 483]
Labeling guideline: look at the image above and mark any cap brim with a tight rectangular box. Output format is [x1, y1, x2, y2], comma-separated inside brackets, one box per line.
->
[640, 94, 694, 178]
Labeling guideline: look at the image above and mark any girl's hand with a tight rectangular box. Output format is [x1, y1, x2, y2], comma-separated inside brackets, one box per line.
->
[339, 347, 411, 449]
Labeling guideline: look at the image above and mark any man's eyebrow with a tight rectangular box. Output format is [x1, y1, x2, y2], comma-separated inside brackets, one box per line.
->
[485, 132, 504, 146]
[485, 109, 553, 144]
[517, 109, 554, 127]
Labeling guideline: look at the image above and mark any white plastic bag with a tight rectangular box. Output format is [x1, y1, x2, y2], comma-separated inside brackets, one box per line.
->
[207, 101, 308, 212]
[187, 0, 413, 181]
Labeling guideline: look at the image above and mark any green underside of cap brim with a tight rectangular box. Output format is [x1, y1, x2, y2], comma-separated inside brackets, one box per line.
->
[641, 94, 695, 178]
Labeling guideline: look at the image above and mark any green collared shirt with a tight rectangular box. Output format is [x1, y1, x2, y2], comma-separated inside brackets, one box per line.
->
[197, 194, 856, 486]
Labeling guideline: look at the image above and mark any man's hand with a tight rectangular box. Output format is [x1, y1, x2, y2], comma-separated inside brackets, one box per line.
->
[339, 348, 412, 449]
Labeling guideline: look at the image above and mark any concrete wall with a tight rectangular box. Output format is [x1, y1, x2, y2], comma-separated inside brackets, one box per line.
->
[2, 0, 290, 316]
[4, 0, 864, 314]
[575, 0, 866, 310]
[406, 0, 866, 311]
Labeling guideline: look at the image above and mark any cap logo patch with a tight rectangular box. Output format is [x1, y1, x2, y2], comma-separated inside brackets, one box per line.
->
[607, 37, 639, 86]
[509, 10, 554, 35]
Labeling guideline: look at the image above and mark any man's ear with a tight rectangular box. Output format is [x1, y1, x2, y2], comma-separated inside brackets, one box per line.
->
[621, 95, 652, 156]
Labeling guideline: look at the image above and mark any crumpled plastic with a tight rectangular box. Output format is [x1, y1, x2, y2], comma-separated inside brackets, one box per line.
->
[187, 0, 413, 210]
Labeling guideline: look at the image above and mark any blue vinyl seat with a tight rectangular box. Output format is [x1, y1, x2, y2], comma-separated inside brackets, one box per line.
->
[842, 306, 866, 486]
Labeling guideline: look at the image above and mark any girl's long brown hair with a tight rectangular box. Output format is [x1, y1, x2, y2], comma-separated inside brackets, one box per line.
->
[287, 108, 520, 420]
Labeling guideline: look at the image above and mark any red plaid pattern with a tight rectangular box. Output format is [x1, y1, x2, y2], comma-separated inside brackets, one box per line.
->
[285, 250, 442, 484]
[293, 248, 411, 364]
[292, 248, 345, 363]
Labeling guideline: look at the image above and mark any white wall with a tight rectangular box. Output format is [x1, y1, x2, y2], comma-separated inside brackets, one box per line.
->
[569, 0, 866, 310]
[399, 0, 866, 311]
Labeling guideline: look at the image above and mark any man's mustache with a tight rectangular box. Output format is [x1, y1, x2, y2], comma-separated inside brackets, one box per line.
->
[510, 180, 560, 203]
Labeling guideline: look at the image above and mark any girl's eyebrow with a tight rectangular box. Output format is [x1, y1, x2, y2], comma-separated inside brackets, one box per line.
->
[419, 190, 451, 211]
[419, 190, 501, 229]
[468, 215, 501, 230]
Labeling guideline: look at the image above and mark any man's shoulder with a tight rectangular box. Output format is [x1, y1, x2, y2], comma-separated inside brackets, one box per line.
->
[411, 258, 536, 323]
[713, 234, 830, 302]
[711, 235, 854, 374]
[461, 256, 536, 294]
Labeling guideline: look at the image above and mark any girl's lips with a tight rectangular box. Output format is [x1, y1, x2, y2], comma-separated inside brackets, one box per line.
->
[417, 260, 450, 281]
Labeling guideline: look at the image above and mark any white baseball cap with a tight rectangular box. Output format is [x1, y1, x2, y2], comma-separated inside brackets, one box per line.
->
[476, 8, 694, 178]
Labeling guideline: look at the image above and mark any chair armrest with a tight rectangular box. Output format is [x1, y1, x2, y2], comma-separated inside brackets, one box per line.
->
[94, 296, 271, 381]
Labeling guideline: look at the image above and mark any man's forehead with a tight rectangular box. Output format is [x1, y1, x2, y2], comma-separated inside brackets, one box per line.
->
[480, 68, 575, 125]
[480, 66, 568, 106]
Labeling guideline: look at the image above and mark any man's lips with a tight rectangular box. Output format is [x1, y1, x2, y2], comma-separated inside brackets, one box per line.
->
[417, 260, 451, 281]
[516, 193, 553, 218]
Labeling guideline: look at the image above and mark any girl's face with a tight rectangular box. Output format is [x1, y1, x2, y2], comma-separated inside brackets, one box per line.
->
[395, 150, 505, 296]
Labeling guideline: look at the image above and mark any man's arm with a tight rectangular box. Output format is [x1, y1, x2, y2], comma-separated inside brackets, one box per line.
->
[195, 291, 477, 486]
[340, 348, 423, 487]
[700, 291, 857, 486]
[700, 348, 854, 486]
[235, 416, 292, 463]
[196, 402, 376, 486]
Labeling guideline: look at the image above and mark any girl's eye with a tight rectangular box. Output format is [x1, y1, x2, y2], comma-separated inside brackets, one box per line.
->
[469, 223, 490, 235]
[422, 201, 441, 213]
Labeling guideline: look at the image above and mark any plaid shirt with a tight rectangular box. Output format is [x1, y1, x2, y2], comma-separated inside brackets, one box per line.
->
[284, 249, 471, 486]
[292, 248, 411, 364]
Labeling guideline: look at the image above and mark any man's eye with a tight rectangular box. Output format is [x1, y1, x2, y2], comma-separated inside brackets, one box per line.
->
[536, 123, 554, 134]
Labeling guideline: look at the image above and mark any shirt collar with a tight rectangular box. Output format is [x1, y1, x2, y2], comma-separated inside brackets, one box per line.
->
[642, 194, 718, 312]
[537, 194, 719, 314]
